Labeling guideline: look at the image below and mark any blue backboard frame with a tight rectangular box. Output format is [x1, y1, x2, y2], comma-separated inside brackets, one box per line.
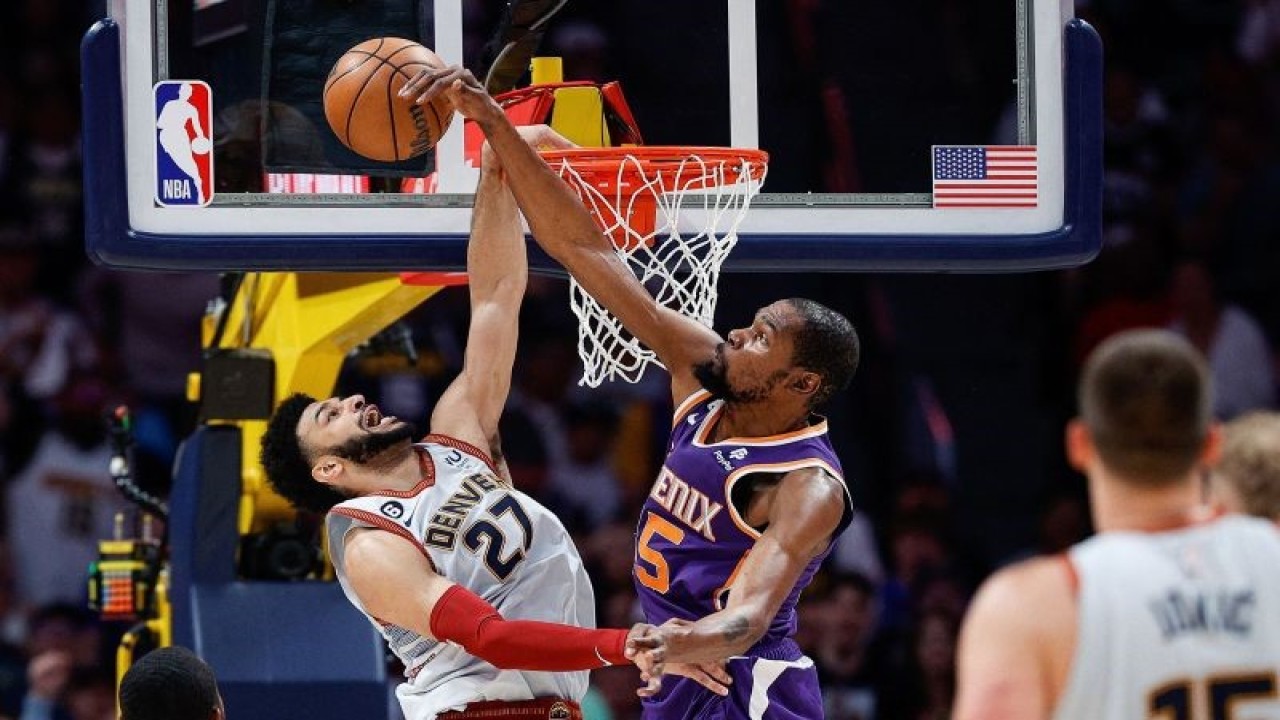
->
[82, 17, 1102, 273]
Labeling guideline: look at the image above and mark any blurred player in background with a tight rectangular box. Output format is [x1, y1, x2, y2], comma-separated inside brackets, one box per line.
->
[258, 143, 723, 720]
[1211, 411, 1280, 522]
[403, 65, 861, 719]
[119, 646, 224, 720]
[954, 329, 1280, 719]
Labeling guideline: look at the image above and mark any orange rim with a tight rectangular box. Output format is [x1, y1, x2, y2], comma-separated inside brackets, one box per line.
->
[540, 146, 769, 191]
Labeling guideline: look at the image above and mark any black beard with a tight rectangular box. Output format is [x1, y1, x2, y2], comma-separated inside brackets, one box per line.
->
[692, 343, 786, 404]
[330, 421, 418, 464]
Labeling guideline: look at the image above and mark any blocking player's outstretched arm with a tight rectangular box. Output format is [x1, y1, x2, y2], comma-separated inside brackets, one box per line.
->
[401, 67, 722, 402]
[428, 152, 525, 455]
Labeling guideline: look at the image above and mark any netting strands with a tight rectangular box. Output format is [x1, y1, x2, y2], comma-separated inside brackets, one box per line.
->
[541, 147, 769, 387]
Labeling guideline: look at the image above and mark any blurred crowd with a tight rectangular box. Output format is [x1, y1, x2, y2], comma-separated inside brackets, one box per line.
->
[0, 0, 1274, 719]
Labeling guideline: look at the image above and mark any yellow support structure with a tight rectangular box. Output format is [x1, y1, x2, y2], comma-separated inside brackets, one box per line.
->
[113, 569, 170, 715]
[197, 272, 447, 533]
[550, 86, 609, 147]
[529, 56, 611, 148]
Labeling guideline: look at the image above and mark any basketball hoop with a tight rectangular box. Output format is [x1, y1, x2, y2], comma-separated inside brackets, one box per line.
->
[540, 146, 768, 387]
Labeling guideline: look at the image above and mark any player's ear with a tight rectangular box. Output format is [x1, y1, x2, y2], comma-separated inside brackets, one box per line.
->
[312, 455, 344, 486]
[1065, 418, 1093, 472]
[790, 370, 820, 398]
[1198, 422, 1223, 467]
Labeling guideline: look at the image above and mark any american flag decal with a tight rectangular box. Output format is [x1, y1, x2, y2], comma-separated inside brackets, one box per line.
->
[932, 146, 1038, 208]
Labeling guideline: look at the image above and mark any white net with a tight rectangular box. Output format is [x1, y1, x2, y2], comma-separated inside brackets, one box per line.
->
[544, 148, 768, 387]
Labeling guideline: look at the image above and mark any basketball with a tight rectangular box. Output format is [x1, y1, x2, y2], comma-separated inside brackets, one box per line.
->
[190, 137, 211, 155]
[322, 38, 455, 162]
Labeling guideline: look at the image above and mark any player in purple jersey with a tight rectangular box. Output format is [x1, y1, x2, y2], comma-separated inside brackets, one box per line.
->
[402, 65, 862, 719]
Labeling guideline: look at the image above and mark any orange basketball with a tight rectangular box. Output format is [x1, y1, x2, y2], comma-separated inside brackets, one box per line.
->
[323, 38, 455, 162]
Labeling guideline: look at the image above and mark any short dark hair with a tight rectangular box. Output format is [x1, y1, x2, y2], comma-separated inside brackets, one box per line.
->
[786, 298, 860, 408]
[260, 392, 348, 513]
[120, 646, 220, 720]
[1079, 329, 1212, 485]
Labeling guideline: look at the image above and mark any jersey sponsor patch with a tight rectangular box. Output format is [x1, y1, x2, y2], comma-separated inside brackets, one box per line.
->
[154, 80, 214, 207]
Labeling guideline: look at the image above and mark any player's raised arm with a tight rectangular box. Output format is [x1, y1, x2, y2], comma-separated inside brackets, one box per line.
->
[428, 145, 525, 452]
[401, 67, 723, 401]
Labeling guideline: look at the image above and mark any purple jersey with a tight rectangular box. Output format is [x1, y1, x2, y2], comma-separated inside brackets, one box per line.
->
[635, 390, 853, 719]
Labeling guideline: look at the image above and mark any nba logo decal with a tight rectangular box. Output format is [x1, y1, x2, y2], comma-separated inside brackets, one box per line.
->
[154, 80, 214, 207]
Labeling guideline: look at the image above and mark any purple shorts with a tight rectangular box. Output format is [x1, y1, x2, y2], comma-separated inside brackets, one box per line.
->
[640, 638, 823, 720]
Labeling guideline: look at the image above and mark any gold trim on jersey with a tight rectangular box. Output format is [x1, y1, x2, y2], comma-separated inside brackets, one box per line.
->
[328, 506, 436, 569]
[693, 402, 830, 447]
[423, 433, 499, 475]
[671, 390, 713, 428]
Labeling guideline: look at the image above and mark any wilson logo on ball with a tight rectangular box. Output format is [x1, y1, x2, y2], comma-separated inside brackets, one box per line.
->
[322, 38, 454, 162]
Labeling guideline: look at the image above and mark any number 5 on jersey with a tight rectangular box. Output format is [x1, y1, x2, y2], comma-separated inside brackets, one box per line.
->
[635, 512, 685, 593]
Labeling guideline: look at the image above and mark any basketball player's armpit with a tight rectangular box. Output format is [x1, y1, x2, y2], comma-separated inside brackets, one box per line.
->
[429, 584, 628, 670]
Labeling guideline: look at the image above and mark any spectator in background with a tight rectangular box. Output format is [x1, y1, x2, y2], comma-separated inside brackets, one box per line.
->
[119, 646, 224, 720]
[77, 268, 219, 475]
[0, 229, 97, 402]
[814, 573, 883, 720]
[877, 477, 956, 638]
[879, 607, 959, 720]
[1211, 411, 1280, 520]
[20, 604, 108, 720]
[545, 399, 622, 533]
[1238, 0, 1280, 65]
[496, 310, 579, 498]
[59, 665, 114, 720]
[16, 91, 81, 259]
[1167, 259, 1275, 418]
[6, 374, 127, 609]
[21, 646, 71, 720]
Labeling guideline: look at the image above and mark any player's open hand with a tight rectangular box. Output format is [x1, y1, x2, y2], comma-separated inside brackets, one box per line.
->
[653, 661, 733, 698]
[399, 65, 496, 122]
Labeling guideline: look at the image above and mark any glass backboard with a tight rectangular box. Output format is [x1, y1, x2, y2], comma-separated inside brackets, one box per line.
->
[83, 0, 1101, 271]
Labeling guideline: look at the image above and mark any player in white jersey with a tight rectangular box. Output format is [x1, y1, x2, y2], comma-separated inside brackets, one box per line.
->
[954, 329, 1280, 720]
[259, 140, 725, 720]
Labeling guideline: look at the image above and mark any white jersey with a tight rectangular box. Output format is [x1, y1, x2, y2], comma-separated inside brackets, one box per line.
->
[327, 437, 594, 720]
[1054, 514, 1280, 720]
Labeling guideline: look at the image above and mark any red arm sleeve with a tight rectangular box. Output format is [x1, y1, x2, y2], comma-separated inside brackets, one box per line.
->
[428, 584, 629, 671]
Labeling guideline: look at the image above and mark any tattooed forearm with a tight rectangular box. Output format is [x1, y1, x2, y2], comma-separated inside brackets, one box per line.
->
[719, 613, 752, 643]
[660, 611, 764, 664]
